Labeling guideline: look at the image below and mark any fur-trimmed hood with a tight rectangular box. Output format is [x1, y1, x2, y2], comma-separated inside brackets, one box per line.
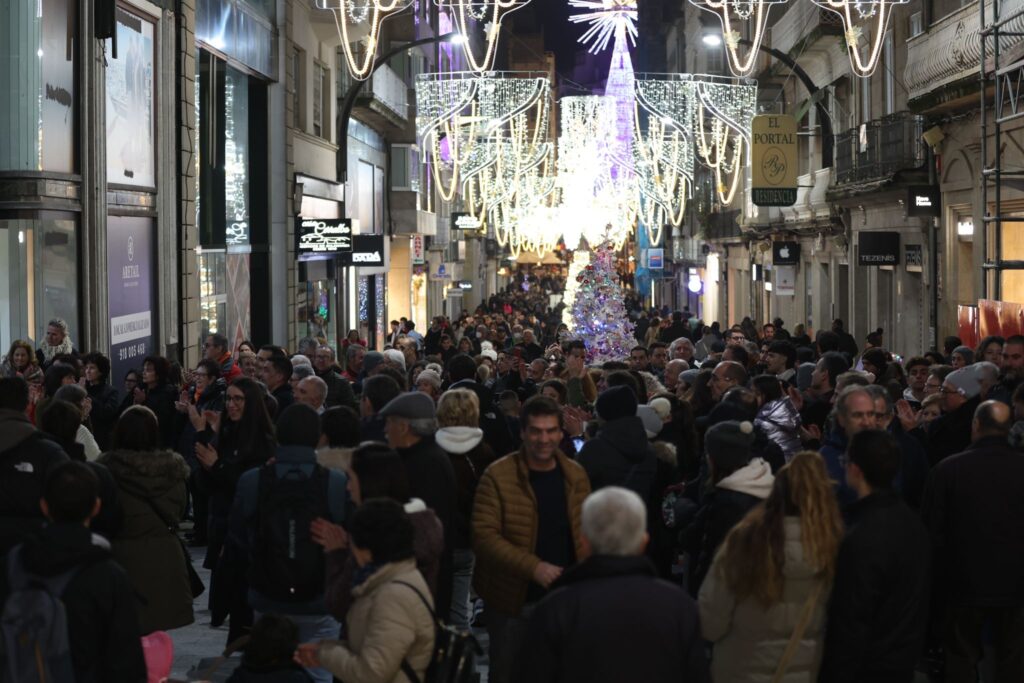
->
[97, 448, 189, 499]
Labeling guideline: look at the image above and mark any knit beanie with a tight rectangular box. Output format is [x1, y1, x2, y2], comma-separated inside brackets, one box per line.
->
[952, 346, 975, 365]
[596, 385, 638, 422]
[705, 420, 755, 476]
[945, 367, 981, 399]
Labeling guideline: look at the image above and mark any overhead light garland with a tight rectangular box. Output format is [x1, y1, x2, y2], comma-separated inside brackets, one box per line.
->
[436, 0, 534, 72]
[811, 0, 907, 76]
[687, 0, 785, 77]
[317, 0, 416, 80]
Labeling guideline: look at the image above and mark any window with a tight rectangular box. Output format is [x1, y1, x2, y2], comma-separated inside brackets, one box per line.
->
[860, 70, 871, 124]
[706, 45, 724, 75]
[292, 47, 305, 131]
[391, 144, 420, 191]
[908, 12, 923, 37]
[313, 60, 330, 139]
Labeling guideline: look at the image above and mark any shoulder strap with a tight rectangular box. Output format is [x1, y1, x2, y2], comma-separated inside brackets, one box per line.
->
[393, 581, 437, 683]
[770, 577, 827, 683]
[6, 544, 81, 597]
[136, 493, 177, 534]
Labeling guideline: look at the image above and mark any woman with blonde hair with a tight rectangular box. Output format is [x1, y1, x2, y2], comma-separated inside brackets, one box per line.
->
[434, 389, 496, 628]
[699, 451, 843, 683]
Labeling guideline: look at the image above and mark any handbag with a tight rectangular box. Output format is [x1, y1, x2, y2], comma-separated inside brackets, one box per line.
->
[770, 578, 826, 683]
[140, 495, 206, 599]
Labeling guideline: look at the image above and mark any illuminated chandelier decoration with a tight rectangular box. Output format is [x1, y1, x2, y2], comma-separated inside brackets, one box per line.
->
[690, 74, 756, 204]
[633, 75, 696, 239]
[316, 0, 415, 80]
[686, 0, 786, 77]
[811, 0, 908, 76]
[436, 0, 535, 72]
[415, 71, 550, 204]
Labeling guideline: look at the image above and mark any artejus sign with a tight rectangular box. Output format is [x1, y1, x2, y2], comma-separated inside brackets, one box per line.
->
[451, 212, 482, 231]
[296, 217, 353, 259]
[751, 115, 798, 207]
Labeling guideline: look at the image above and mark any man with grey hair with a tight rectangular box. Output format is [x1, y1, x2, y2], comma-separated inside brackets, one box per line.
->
[663, 358, 689, 393]
[669, 337, 695, 365]
[290, 364, 315, 392]
[820, 385, 878, 506]
[296, 337, 318, 359]
[378, 391, 456, 618]
[295, 376, 328, 414]
[37, 318, 76, 368]
[865, 384, 929, 508]
[516, 487, 709, 683]
[312, 345, 356, 410]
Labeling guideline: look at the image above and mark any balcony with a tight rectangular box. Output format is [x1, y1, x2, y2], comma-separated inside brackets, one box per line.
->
[352, 63, 409, 131]
[906, 0, 1024, 110]
[780, 168, 831, 224]
[833, 112, 925, 186]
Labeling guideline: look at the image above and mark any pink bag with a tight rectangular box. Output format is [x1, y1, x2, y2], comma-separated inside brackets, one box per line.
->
[141, 631, 174, 683]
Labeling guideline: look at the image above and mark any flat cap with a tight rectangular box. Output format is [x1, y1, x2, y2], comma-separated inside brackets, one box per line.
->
[379, 391, 436, 420]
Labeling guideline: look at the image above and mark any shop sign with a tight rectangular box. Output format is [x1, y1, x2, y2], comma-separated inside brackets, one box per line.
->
[338, 235, 386, 266]
[451, 212, 482, 230]
[859, 231, 900, 266]
[648, 248, 664, 269]
[772, 241, 801, 265]
[411, 234, 425, 265]
[905, 244, 923, 273]
[907, 186, 941, 217]
[775, 265, 797, 296]
[751, 115, 798, 207]
[456, 280, 473, 290]
[107, 217, 155, 383]
[105, 7, 155, 188]
[296, 218, 353, 259]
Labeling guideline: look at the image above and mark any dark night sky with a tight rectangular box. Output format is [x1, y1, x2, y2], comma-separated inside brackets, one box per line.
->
[533, 0, 616, 91]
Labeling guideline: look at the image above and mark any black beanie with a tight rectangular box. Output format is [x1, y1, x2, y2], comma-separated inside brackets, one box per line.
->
[705, 420, 755, 477]
[276, 403, 321, 449]
[596, 385, 638, 422]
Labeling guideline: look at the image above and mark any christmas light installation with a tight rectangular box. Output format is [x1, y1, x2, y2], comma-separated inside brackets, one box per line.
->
[686, 0, 786, 76]
[811, 0, 908, 76]
[568, 240, 636, 363]
[690, 74, 756, 204]
[557, 96, 619, 250]
[436, 0, 534, 72]
[569, 0, 638, 54]
[317, 0, 415, 80]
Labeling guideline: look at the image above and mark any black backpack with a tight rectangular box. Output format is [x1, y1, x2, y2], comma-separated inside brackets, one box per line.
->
[247, 463, 331, 602]
[395, 581, 480, 683]
[0, 545, 80, 683]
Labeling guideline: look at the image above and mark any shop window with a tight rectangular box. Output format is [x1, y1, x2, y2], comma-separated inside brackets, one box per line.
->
[198, 250, 228, 339]
[0, 0, 77, 172]
[292, 47, 305, 131]
[313, 60, 330, 140]
[0, 215, 78, 354]
[106, 7, 156, 188]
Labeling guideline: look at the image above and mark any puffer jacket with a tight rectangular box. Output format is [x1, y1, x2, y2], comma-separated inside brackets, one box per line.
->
[318, 559, 435, 683]
[472, 448, 590, 617]
[699, 517, 832, 683]
[756, 397, 803, 461]
[578, 416, 659, 503]
[97, 448, 194, 634]
[436, 426, 497, 549]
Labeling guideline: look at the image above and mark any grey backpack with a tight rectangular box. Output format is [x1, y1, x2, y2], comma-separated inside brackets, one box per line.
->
[0, 545, 80, 683]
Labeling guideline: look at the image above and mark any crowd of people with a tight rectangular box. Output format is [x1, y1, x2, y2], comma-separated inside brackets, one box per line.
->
[1, 286, 1023, 682]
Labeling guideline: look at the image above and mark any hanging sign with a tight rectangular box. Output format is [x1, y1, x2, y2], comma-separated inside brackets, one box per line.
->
[775, 265, 797, 296]
[411, 234, 425, 265]
[338, 234, 386, 266]
[772, 241, 801, 265]
[859, 231, 900, 266]
[296, 217, 353, 259]
[751, 115, 798, 207]
[907, 186, 941, 217]
[648, 248, 664, 269]
[451, 212, 482, 230]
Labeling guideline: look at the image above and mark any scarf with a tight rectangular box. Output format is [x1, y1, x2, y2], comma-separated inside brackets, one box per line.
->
[39, 336, 74, 363]
[352, 562, 383, 588]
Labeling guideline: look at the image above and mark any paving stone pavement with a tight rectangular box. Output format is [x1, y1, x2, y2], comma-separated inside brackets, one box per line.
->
[168, 547, 234, 680]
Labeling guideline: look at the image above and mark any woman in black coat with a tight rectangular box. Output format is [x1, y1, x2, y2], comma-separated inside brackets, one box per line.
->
[82, 352, 121, 451]
[134, 355, 179, 450]
[194, 377, 275, 640]
[175, 358, 226, 546]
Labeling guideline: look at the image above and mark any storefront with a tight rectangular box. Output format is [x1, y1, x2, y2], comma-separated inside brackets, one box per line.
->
[194, 0, 276, 351]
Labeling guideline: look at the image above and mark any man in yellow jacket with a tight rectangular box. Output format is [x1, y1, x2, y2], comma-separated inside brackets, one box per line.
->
[471, 395, 591, 683]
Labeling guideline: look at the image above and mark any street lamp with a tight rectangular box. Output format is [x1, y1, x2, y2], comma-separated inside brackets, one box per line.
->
[702, 33, 722, 47]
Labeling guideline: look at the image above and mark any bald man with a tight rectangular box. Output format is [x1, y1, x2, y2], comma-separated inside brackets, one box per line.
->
[296, 375, 328, 414]
[922, 400, 1024, 681]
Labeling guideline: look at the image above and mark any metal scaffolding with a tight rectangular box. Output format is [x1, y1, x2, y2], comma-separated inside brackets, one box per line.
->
[981, 0, 1024, 298]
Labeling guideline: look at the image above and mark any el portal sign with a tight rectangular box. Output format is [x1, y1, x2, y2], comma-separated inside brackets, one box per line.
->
[751, 115, 798, 207]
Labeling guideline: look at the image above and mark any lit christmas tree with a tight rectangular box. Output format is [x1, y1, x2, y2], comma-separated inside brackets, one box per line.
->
[569, 241, 635, 363]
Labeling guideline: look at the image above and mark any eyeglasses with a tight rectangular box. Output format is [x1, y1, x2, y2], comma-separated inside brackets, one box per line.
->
[939, 387, 960, 395]
[226, 395, 245, 404]
[194, 372, 209, 378]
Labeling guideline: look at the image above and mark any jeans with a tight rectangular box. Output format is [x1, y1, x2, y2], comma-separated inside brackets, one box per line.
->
[945, 605, 1024, 683]
[450, 548, 475, 630]
[486, 604, 534, 683]
[258, 612, 340, 683]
